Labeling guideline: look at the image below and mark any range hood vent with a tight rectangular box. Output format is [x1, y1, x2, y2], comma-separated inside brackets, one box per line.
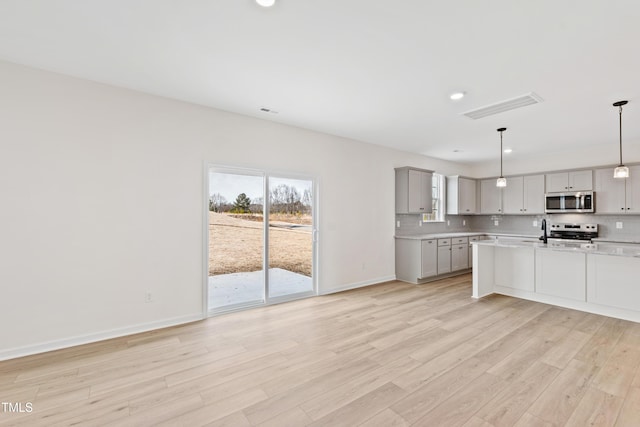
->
[462, 92, 543, 120]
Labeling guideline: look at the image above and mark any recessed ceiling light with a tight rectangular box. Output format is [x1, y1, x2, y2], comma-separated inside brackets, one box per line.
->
[450, 92, 465, 100]
[256, 0, 276, 7]
[504, 148, 513, 153]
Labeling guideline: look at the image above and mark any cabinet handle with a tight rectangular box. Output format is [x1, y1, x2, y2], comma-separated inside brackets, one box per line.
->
[569, 186, 573, 189]
[627, 207, 631, 210]
[622, 207, 625, 210]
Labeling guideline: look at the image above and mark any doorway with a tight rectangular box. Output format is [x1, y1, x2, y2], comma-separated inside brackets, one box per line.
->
[206, 167, 316, 314]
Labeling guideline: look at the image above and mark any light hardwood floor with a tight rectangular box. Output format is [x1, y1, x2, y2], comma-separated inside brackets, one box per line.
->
[2, 274, 640, 426]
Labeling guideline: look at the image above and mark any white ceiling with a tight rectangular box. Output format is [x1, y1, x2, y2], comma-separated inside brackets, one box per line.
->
[0, 0, 639, 164]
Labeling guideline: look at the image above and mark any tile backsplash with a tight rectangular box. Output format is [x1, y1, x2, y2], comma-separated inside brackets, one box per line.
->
[396, 212, 640, 241]
[395, 214, 472, 236]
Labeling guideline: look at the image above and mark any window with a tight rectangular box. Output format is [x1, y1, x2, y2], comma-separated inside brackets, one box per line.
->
[423, 173, 445, 222]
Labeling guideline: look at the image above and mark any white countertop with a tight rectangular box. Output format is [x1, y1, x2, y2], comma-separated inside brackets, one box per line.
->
[395, 232, 540, 240]
[474, 239, 640, 257]
[593, 237, 640, 244]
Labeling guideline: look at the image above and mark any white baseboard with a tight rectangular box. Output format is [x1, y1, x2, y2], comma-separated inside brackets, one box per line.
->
[319, 275, 397, 295]
[493, 286, 640, 323]
[0, 313, 204, 362]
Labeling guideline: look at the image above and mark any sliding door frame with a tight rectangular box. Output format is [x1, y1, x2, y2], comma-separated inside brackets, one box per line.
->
[203, 163, 318, 317]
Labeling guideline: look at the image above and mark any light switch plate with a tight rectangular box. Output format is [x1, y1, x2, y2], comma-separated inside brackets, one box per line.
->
[447, 220, 450, 226]
[533, 220, 538, 227]
[396, 221, 400, 228]
[616, 222, 623, 229]
[494, 220, 499, 226]
[463, 220, 466, 226]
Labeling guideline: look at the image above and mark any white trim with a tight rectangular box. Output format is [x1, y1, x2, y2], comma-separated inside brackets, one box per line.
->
[0, 313, 203, 362]
[319, 275, 396, 295]
[491, 286, 640, 323]
[204, 164, 319, 314]
[264, 175, 270, 302]
[202, 161, 210, 317]
[267, 290, 316, 305]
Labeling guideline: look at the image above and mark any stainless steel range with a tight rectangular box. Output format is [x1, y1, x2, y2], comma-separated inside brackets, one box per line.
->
[548, 223, 598, 243]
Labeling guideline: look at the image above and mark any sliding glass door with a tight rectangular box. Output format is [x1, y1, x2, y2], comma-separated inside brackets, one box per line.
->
[267, 176, 315, 301]
[208, 171, 265, 311]
[207, 167, 316, 314]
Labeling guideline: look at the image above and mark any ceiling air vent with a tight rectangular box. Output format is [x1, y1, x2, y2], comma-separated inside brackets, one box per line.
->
[462, 92, 543, 120]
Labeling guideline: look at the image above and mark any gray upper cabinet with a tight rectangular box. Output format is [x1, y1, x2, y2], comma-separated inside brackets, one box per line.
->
[595, 166, 640, 213]
[546, 170, 593, 192]
[480, 179, 503, 214]
[503, 175, 545, 214]
[502, 176, 524, 214]
[446, 176, 476, 215]
[523, 175, 546, 213]
[395, 167, 433, 214]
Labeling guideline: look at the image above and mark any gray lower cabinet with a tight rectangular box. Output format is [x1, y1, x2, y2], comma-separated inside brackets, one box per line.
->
[451, 237, 469, 271]
[468, 236, 479, 266]
[395, 238, 438, 283]
[396, 236, 473, 284]
[437, 239, 452, 275]
[420, 239, 438, 278]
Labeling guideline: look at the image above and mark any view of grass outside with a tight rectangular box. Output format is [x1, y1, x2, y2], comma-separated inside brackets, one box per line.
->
[208, 173, 313, 278]
[208, 211, 312, 276]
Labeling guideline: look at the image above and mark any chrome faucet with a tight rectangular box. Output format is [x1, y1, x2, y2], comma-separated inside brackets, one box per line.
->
[539, 219, 548, 244]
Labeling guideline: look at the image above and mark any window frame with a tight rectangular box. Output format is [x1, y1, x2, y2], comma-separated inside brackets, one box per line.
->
[423, 173, 445, 222]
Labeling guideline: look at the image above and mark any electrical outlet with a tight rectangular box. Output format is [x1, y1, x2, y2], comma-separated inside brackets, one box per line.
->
[616, 222, 623, 229]
[145, 292, 153, 303]
[533, 220, 538, 227]
[396, 221, 400, 228]
[447, 220, 450, 226]
[494, 220, 499, 226]
[419, 221, 422, 227]
[463, 220, 466, 226]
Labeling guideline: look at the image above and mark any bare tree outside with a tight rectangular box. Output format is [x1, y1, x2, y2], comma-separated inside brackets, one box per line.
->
[209, 193, 227, 212]
[270, 184, 312, 215]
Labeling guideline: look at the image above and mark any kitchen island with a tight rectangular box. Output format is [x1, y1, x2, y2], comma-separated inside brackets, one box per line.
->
[473, 239, 640, 322]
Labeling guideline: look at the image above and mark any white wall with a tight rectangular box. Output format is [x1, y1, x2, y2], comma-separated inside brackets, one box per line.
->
[0, 61, 471, 359]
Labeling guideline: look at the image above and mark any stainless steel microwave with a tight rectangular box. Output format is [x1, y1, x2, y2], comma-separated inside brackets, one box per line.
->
[545, 191, 595, 213]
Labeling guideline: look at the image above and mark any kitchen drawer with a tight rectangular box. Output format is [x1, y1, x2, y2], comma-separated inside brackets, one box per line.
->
[453, 237, 469, 245]
[437, 238, 451, 247]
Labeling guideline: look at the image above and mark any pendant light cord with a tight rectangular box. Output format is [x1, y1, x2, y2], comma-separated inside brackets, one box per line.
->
[500, 130, 504, 177]
[619, 104, 623, 166]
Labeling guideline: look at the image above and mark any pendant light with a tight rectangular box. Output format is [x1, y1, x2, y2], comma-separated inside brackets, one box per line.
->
[256, 0, 275, 7]
[613, 100, 629, 179]
[496, 127, 507, 187]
